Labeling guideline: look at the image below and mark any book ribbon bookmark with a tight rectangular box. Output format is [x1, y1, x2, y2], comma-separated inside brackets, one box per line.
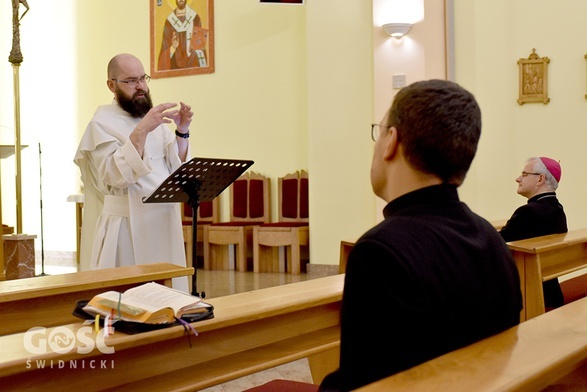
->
[176, 317, 199, 348]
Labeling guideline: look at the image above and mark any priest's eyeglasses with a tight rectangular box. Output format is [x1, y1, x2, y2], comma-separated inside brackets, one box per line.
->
[371, 123, 392, 142]
[111, 74, 151, 88]
[371, 124, 380, 141]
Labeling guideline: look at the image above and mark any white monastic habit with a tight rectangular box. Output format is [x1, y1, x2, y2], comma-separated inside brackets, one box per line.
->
[74, 101, 188, 292]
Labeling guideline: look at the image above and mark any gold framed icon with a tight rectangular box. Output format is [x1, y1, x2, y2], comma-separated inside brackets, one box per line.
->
[517, 49, 549, 105]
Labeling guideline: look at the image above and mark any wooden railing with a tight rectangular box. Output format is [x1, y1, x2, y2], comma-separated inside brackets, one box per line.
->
[0, 263, 193, 336]
[0, 274, 343, 391]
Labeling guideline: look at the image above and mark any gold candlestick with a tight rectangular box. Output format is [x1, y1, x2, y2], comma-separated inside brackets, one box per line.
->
[8, 0, 29, 235]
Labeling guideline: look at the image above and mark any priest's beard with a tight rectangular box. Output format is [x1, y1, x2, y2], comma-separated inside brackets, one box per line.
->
[116, 88, 153, 118]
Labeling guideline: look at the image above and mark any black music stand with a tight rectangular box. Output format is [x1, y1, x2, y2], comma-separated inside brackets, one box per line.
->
[143, 157, 254, 297]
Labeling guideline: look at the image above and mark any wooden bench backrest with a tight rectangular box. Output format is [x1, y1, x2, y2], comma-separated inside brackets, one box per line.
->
[0, 263, 193, 336]
[0, 274, 344, 391]
[336, 228, 587, 321]
[507, 227, 587, 255]
[357, 295, 587, 391]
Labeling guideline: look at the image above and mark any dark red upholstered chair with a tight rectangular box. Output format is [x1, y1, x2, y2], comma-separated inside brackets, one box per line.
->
[203, 172, 270, 271]
[253, 170, 309, 274]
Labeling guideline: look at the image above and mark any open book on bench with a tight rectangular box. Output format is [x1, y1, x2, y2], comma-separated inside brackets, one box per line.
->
[82, 282, 213, 324]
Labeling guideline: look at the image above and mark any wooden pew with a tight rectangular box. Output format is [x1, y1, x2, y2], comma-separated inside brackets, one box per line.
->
[507, 228, 587, 321]
[356, 295, 587, 391]
[339, 239, 355, 273]
[0, 263, 194, 336]
[0, 274, 343, 391]
[340, 227, 587, 322]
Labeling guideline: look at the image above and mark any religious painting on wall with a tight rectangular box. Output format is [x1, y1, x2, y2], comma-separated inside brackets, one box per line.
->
[517, 49, 550, 105]
[150, 0, 215, 78]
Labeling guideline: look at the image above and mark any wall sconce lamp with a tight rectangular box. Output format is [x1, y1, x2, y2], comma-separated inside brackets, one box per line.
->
[382, 23, 413, 38]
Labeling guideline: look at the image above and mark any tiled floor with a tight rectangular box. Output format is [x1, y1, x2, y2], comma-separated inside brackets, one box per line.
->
[200, 358, 314, 392]
[193, 268, 312, 299]
[39, 256, 331, 391]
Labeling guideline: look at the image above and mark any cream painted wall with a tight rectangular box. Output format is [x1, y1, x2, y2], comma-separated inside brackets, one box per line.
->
[454, 0, 587, 231]
[0, 0, 311, 260]
[306, 1, 375, 265]
[0, 0, 378, 266]
[74, 0, 309, 226]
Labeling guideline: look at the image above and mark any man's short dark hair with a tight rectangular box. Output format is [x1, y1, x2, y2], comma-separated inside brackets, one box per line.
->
[387, 79, 482, 185]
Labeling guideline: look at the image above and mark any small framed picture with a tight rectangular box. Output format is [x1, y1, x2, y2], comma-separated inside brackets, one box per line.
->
[517, 49, 550, 105]
[584, 54, 587, 100]
[150, 0, 215, 79]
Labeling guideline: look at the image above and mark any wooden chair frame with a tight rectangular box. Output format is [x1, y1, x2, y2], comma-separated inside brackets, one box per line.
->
[253, 170, 309, 274]
[203, 172, 270, 271]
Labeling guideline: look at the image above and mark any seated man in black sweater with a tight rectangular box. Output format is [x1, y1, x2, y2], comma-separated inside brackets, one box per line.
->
[499, 157, 567, 309]
[319, 80, 522, 392]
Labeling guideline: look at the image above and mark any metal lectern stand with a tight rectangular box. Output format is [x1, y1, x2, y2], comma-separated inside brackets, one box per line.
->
[143, 157, 254, 297]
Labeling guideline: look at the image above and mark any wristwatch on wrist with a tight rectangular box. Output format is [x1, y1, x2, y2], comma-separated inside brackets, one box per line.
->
[175, 129, 190, 139]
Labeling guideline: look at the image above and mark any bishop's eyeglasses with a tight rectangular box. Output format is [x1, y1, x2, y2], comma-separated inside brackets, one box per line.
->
[521, 171, 542, 177]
